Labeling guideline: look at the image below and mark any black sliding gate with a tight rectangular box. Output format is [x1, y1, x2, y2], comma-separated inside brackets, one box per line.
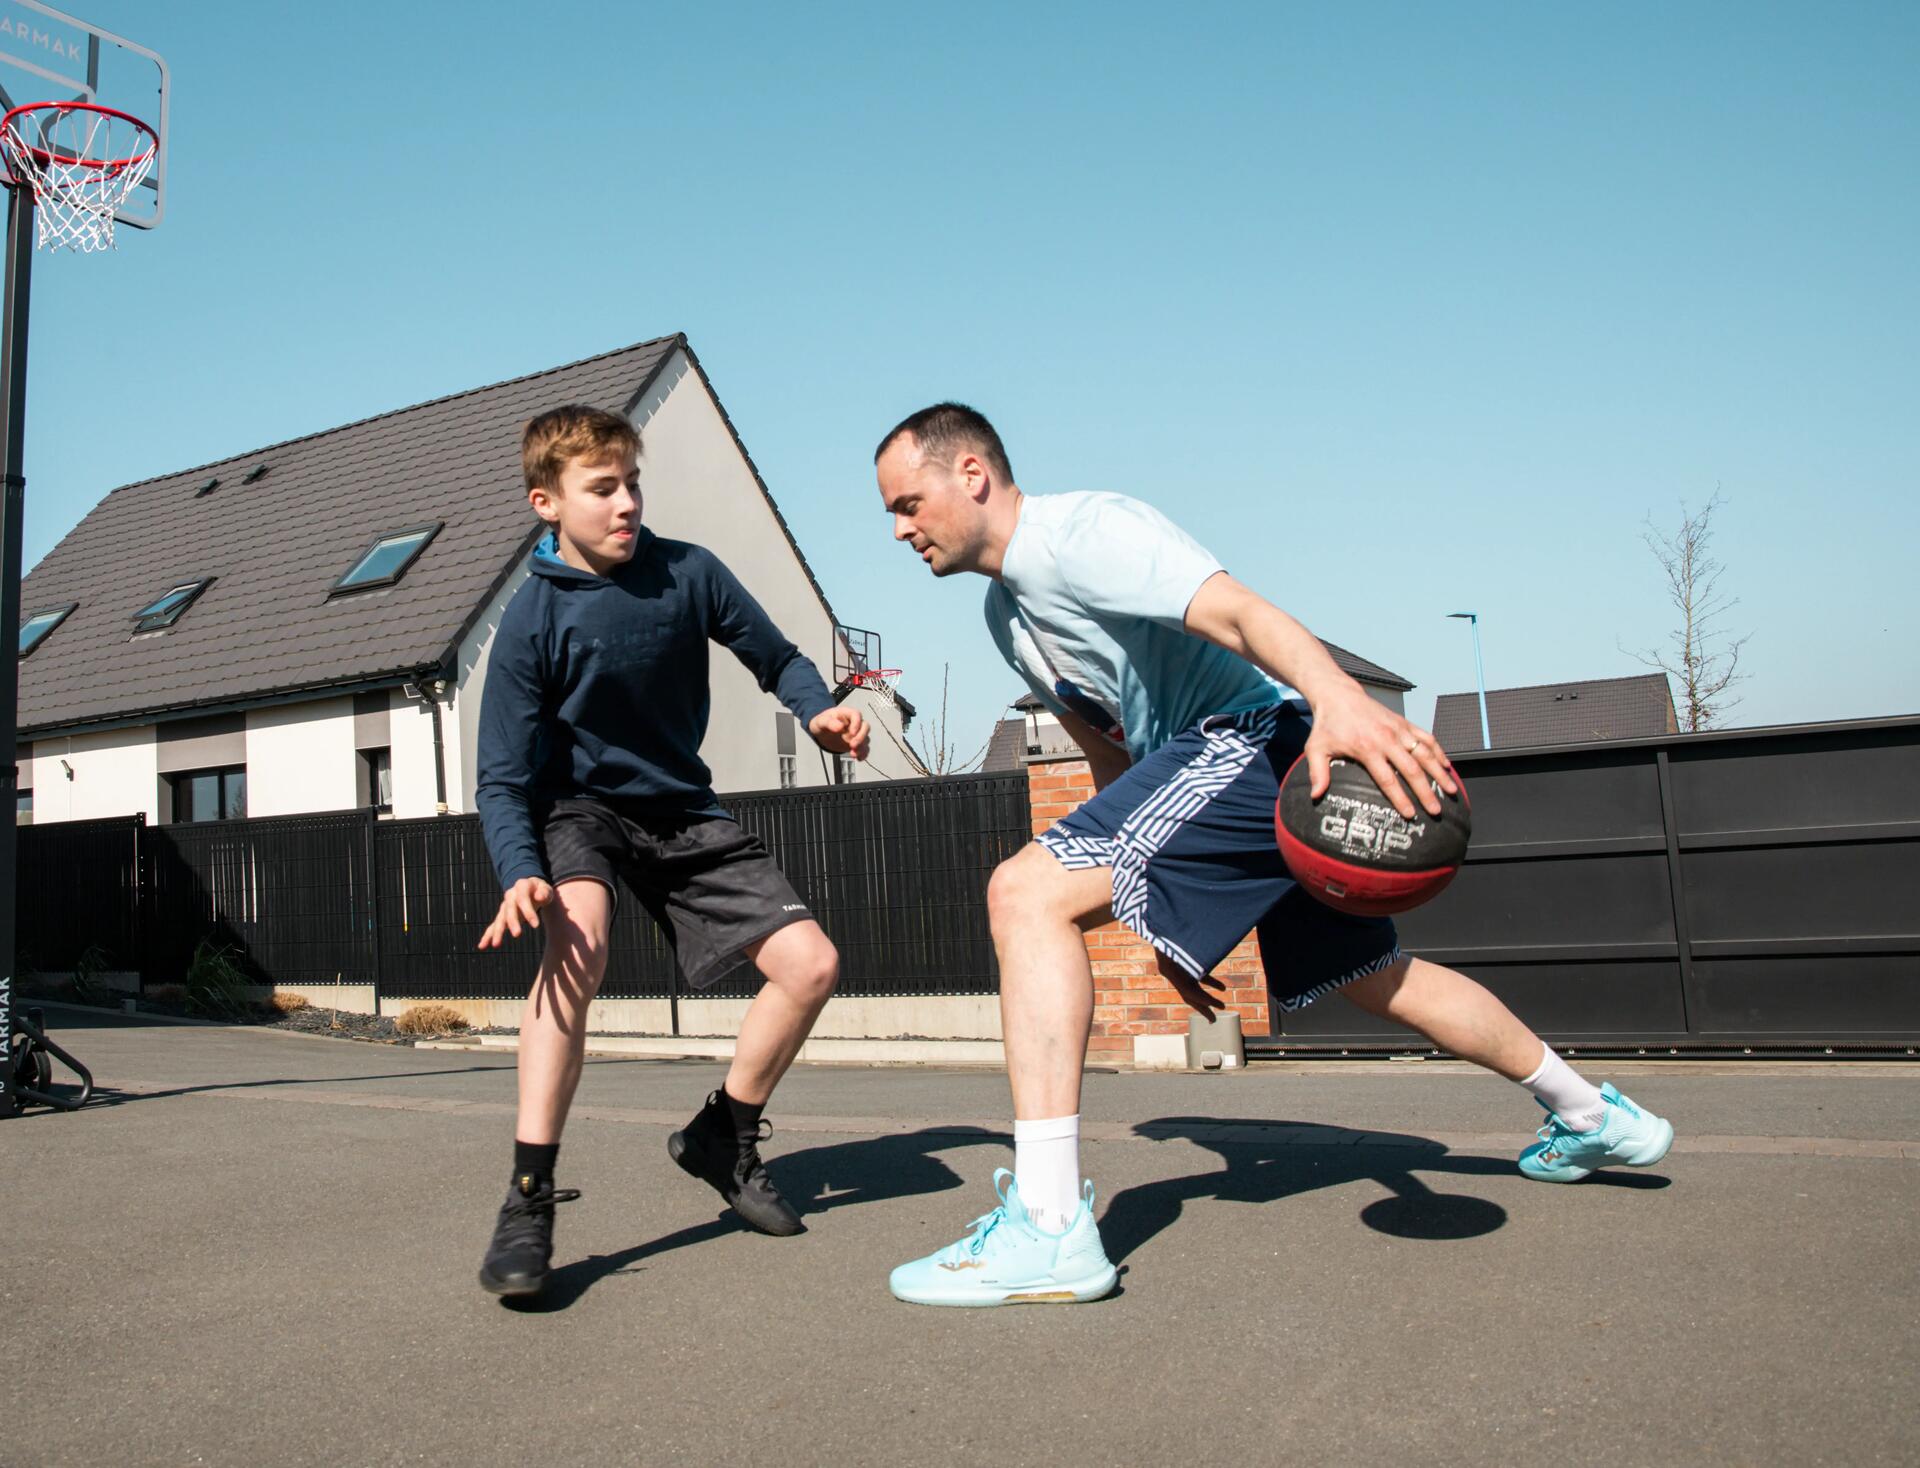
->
[1266, 716, 1920, 1055]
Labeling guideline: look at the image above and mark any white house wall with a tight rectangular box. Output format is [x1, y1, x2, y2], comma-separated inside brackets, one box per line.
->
[448, 558, 533, 814]
[390, 688, 443, 819]
[244, 698, 358, 817]
[26, 727, 158, 824]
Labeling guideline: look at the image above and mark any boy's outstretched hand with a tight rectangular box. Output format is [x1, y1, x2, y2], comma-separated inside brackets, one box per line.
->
[478, 876, 553, 949]
[809, 706, 870, 760]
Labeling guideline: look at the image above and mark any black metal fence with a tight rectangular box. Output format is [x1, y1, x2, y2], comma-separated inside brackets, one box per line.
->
[1270, 716, 1920, 1053]
[18, 771, 1031, 1002]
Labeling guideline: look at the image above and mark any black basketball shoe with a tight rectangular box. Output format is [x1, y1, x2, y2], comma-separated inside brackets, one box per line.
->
[478, 1173, 582, 1297]
[668, 1090, 806, 1236]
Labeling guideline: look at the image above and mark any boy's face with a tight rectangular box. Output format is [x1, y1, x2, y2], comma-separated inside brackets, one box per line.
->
[531, 449, 642, 575]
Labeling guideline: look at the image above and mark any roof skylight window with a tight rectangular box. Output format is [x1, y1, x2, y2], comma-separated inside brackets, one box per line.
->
[242, 464, 269, 484]
[194, 477, 220, 497]
[132, 578, 213, 633]
[19, 603, 75, 657]
[331, 523, 441, 594]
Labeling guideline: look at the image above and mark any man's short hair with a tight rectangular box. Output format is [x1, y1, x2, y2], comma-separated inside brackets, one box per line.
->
[874, 402, 1013, 483]
[521, 404, 641, 493]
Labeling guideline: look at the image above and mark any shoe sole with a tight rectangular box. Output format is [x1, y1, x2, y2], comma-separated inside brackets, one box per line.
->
[891, 1264, 1119, 1307]
[1521, 1117, 1676, 1183]
[668, 1130, 806, 1236]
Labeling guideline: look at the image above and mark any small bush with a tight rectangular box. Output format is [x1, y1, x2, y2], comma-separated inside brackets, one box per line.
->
[71, 944, 114, 1004]
[184, 941, 252, 1020]
[394, 1003, 470, 1037]
[146, 983, 188, 1006]
[268, 992, 311, 1015]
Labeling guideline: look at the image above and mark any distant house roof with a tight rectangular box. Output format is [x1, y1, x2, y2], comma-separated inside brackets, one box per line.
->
[16, 335, 847, 736]
[1321, 641, 1413, 693]
[981, 716, 1028, 772]
[1433, 674, 1678, 752]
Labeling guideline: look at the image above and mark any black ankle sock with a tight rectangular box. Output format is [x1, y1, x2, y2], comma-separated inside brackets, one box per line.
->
[514, 1139, 560, 1183]
[719, 1087, 765, 1134]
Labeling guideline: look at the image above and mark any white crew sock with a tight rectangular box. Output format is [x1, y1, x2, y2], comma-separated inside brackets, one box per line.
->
[1519, 1044, 1607, 1132]
[1013, 1114, 1082, 1233]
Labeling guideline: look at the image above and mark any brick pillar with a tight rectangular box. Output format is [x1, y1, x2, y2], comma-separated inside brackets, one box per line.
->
[1025, 752, 1269, 1064]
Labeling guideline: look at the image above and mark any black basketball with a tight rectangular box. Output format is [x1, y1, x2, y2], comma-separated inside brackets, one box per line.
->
[1275, 754, 1471, 916]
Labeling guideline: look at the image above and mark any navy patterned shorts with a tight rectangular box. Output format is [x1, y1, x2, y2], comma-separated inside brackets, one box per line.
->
[1037, 705, 1404, 1011]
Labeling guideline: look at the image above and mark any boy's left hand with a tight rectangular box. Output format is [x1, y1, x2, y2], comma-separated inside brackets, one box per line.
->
[809, 706, 870, 759]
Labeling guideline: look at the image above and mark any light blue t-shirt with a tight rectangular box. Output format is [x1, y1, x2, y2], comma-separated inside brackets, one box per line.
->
[984, 492, 1287, 764]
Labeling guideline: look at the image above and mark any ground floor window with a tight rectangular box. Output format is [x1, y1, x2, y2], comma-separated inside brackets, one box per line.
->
[835, 753, 857, 786]
[361, 747, 393, 812]
[778, 754, 797, 788]
[171, 765, 246, 823]
[15, 786, 29, 825]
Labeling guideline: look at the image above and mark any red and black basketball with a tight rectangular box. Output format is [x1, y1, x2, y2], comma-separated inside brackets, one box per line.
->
[1275, 755, 1471, 917]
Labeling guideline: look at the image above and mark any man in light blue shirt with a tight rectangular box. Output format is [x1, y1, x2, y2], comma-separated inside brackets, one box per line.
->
[875, 402, 1675, 1308]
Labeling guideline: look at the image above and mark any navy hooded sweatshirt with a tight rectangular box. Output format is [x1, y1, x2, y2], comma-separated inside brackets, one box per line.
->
[476, 528, 836, 888]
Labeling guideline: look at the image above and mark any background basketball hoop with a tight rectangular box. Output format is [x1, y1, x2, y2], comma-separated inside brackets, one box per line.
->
[844, 667, 906, 707]
[1, 101, 157, 252]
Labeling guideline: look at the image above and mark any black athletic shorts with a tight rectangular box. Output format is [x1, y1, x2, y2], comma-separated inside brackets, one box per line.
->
[539, 796, 814, 989]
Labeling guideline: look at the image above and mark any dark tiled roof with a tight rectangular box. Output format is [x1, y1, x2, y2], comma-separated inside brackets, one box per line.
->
[1321, 640, 1413, 692]
[981, 716, 1028, 772]
[1432, 674, 1678, 752]
[18, 338, 691, 734]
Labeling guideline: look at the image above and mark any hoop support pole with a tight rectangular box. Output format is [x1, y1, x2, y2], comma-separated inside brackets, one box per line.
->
[0, 183, 34, 1119]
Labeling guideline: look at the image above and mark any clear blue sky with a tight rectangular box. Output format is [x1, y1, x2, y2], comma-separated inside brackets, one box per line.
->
[19, 1, 1918, 756]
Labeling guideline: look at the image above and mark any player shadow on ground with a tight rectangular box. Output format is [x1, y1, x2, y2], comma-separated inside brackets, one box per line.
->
[503, 1126, 1001, 1313]
[1098, 1117, 1671, 1265]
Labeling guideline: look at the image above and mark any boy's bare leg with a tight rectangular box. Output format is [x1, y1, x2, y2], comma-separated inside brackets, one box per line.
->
[986, 842, 1115, 1120]
[723, 919, 840, 1106]
[670, 919, 837, 1236]
[1338, 955, 1547, 1080]
[515, 879, 614, 1144]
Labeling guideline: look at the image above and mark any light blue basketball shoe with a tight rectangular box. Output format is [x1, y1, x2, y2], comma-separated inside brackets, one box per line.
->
[888, 1168, 1118, 1307]
[1519, 1082, 1675, 1182]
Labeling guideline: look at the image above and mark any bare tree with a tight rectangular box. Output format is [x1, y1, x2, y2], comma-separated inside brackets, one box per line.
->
[906, 665, 994, 777]
[1627, 492, 1751, 732]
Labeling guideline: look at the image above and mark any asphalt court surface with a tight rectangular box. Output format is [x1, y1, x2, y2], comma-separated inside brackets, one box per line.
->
[4, 1009, 1915, 1467]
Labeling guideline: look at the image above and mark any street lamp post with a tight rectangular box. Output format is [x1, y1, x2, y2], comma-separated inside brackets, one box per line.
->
[1447, 612, 1491, 750]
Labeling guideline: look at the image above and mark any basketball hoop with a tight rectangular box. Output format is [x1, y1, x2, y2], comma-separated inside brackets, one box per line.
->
[845, 668, 905, 707]
[1, 101, 159, 252]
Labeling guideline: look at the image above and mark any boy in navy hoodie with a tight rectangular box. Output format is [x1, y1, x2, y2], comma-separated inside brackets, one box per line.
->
[473, 404, 869, 1298]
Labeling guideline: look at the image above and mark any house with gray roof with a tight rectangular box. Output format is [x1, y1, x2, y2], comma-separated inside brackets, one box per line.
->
[14, 335, 917, 827]
[1432, 673, 1678, 752]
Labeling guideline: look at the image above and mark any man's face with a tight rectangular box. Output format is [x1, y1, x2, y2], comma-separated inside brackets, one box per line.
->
[876, 435, 988, 577]
[533, 450, 642, 573]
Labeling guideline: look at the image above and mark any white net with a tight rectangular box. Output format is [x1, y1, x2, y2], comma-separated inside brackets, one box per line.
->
[1, 103, 157, 253]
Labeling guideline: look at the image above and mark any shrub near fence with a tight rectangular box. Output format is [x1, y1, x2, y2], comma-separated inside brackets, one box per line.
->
[17, 771, 1032, 1004]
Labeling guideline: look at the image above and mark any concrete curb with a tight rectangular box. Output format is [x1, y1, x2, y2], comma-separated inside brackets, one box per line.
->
[417, 1032, 1009, 1068]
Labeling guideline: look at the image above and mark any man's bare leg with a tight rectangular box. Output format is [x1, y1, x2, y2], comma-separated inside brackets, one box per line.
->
[1339, 955, 1543, 1080]
[986, 842, 1116, 1121]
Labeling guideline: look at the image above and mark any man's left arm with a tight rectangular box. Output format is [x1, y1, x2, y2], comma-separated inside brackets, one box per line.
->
[1183, 572, 1456, 818]
[705, 553, 869, 760]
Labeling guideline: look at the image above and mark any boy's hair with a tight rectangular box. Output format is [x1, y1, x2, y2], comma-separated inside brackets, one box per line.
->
[521, 404, 641, 493]
[874, 402, 1013, 483]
